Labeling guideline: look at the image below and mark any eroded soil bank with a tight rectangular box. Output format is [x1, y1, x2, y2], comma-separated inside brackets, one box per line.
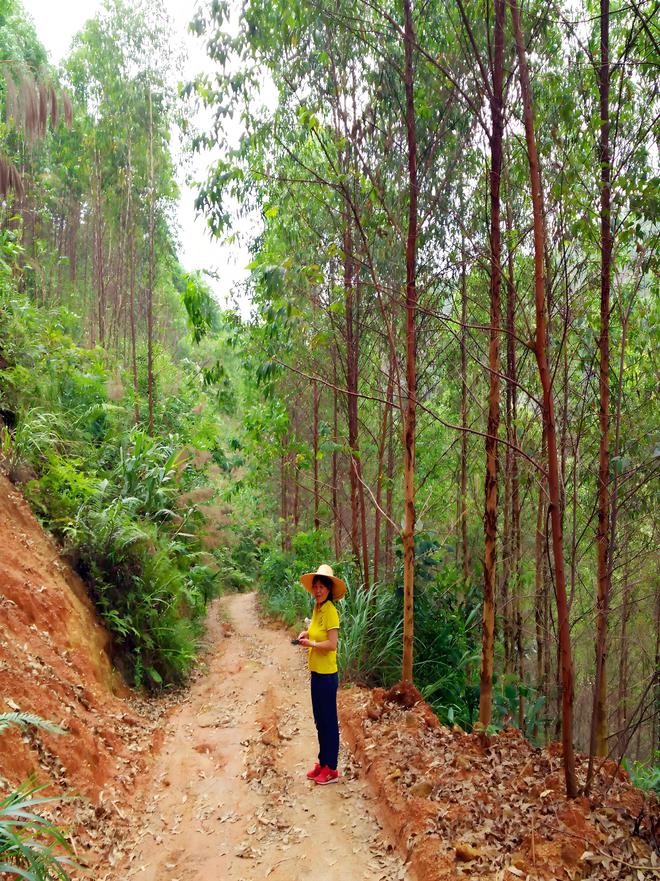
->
[342, 687, 659, 880]
[2, 484, 656, 881]
[0, 472, 163, 804]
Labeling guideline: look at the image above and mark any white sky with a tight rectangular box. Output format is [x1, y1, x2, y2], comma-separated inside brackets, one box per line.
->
[20, 0, 254, 311]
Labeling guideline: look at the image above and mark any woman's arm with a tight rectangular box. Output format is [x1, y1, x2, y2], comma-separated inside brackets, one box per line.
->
[299, 628, 338, 652]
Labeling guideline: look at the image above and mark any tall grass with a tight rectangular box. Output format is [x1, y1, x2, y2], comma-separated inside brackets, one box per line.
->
[337, 581, 403, 685]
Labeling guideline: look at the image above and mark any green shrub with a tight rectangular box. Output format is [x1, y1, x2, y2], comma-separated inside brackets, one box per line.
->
[624, 755, 660, 796]
[337, 581, 402, 685]
[67, 502, 212, 688]
[0, 713, 75, 881]
[489, 675, 548, 741]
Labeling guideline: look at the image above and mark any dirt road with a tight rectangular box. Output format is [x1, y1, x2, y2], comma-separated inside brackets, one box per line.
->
[102, 592, 409, 881]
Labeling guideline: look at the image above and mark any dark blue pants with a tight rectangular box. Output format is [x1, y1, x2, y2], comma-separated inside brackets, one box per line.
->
[310, 671, 339, 770]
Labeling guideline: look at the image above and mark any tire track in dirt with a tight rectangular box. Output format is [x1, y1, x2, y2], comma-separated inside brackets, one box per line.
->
[101, 592, 410, 881]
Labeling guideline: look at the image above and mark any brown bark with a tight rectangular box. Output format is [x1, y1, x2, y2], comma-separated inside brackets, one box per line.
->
[293, 462, 300, 531]
[332, 353, 341, 560]
[385, 401, 395, 581]
[401, 0, 418, 684]
[534, 429, 548, 740]
[93, 148, 106, 347]
[509, 0, 578, 797]
[374, 357, 394, 585]
[280, 449, 288, 552]
[506, 196, 523, 721]
[479, 0, 505, 728]
[460, 243, 470, 582]
[612, 297, 633, 757]
[652, 587, 660, 763]
[590, 0, 612, 771]
[502, 439, 512, 674]
[616, 541, 630, 756]
[313, 380, 320, 530]
[147, 88, 155, 436]
[126, 142, 140, 426]
[344, 219, 361, 574]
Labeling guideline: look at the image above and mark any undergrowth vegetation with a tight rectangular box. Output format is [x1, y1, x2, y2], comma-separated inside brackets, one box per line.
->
[0, 285, 233, 689]
[0, 714, 74, 881]
[256, 529, 489, 731]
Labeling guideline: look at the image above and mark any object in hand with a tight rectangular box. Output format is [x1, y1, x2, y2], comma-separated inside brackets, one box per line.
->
[291, 638, 300, 645]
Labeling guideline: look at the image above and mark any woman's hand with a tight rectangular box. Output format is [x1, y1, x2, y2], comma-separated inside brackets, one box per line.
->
[297, 630, 309, 641]
[298, 637, 313, 647]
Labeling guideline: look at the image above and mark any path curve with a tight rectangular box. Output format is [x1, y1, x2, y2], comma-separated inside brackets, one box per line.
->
[101, 592, 409, 881]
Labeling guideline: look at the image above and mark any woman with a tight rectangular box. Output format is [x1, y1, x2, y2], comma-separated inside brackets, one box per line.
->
[296, 564, 346, 785]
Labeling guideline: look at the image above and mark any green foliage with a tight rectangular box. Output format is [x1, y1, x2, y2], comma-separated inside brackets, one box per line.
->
[337, 581, 402, 686]
[0, 288, 225, 690]
[0, 713, 65, 738]
[410, 572, 480, 730]
[623, 755, 660, 797]
[0, 782, 74, 881]
[490, 676, 548, 743]
[179, 270, 220, 343]
[0, 713, 74, 881]
[258, 548, 315, 627]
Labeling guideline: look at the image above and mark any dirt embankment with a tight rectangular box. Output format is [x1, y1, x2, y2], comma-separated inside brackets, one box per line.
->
[1, 474, 657, 881]
[341, 686, 659, 880]
[0, 473, 162, 843]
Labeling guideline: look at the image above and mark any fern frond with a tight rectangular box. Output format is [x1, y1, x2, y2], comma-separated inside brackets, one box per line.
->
[0, 712, 65, 737]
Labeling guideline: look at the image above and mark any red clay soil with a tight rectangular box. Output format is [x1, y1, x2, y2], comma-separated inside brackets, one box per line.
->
[339, 685, 659, 881]
[0, 472, 165, 861]
[1, 470, 658, 881]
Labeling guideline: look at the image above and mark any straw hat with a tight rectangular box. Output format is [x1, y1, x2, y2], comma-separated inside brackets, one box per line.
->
[299, 564, 347, 601]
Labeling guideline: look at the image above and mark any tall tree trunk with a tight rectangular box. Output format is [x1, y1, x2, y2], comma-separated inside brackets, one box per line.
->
[509, 0, 578, 797]
[147, 87, 155, 436]
[293, 462, 300, 531]
[652, 587, 660, 764]
[460, 242, 470, 582]
[612, 296, 633, 757]
[534, 428, 548, 740]
[344, 217, 362, 575]
[126, 142, 140, 426]
[502, 438, 512, 674]
[401, 0, 418, 684]
[589, 0, 612, 775]
[506, 196, 523, 720]
[332, 353, 341, 560]
[385, 400, 395, 581]
[280, 448, 288, 552]
[479, 0, 505, 727]
[93, 148, 106, 347]
[616, 539, 630, 756]
[313, 380, 320, 530]
[374, 356, 394, 585]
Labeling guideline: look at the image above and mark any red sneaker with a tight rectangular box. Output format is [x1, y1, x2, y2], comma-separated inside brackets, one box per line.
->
[306, 762, 322, 780]
[315, 766, 339, 785]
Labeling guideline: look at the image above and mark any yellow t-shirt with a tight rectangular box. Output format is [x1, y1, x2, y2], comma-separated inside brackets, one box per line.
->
[308, 601, 340, 674]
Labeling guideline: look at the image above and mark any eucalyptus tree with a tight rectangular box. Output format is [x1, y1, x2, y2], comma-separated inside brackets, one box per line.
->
[192, 0, 474, 682]
[64, 0, 179, 404]
[189, 0, 660, 785]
